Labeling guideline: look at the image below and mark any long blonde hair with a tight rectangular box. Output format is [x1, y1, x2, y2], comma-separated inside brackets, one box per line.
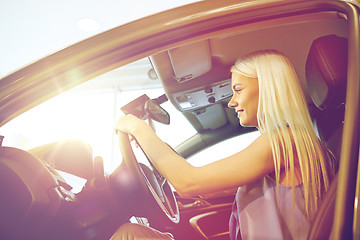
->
[231, 50, 334, 218]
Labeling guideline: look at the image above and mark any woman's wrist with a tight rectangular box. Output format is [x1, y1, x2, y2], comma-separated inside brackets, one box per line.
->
[131, 120, 152, 137]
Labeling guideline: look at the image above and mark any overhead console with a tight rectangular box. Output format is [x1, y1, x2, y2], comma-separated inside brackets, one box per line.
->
[172, 79, 231, 111]
[150, 40, 235, 131]
[171, 79, 233, 130]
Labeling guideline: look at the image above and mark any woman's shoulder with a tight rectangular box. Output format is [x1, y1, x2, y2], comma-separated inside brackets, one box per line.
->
[249, 132, 271, 148]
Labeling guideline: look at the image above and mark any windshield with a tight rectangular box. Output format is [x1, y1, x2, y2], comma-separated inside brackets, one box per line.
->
[0, 58, 196, 174]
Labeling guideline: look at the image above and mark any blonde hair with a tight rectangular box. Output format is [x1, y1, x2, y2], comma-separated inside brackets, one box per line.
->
[231, 50, 334, 218]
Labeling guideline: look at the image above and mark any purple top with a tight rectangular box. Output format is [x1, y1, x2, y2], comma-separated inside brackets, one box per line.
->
[229, 176, 310, 240]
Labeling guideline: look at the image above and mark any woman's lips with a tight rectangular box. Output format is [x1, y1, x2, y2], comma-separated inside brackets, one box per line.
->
[237, 109, 244, 118]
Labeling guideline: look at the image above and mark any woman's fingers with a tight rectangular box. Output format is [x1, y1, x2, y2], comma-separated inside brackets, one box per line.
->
[114, 114, 137, 134]
[114, 115, 148, 148]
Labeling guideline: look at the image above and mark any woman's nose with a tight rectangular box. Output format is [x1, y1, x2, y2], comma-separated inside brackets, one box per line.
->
[228, 96, 237, 108]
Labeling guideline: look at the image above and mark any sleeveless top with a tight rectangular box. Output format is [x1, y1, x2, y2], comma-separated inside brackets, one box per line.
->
[229, 176, 310, 240]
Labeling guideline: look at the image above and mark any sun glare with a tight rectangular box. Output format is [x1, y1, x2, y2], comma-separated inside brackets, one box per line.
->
[1, 87, 196, 174]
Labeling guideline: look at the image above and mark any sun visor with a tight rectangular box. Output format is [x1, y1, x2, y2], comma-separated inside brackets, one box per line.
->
[168, 40, 212, 83]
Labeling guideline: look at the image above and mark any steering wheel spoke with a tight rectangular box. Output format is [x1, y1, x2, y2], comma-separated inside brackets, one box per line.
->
[160, 180, 177, 218]
[114, 132, 180, 225]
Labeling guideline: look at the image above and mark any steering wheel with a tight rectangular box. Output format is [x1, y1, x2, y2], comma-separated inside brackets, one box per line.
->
[111, 132, 180, 225]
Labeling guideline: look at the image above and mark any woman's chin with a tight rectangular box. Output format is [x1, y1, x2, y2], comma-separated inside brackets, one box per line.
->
[239, 119, 247, 127]
[239, 119, 257, 128]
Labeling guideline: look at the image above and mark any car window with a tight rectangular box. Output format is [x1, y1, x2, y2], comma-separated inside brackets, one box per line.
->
[0, 61, 196, 174]
[186, 131, 261, 167]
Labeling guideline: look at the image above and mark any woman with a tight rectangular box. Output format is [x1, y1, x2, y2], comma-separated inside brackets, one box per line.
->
[113, 50, 334, 240]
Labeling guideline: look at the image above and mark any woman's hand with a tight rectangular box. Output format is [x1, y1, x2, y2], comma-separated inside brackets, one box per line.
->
[114, 114, 149, 136]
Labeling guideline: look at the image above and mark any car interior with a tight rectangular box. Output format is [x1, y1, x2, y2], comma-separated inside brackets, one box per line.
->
[0, 1, 359, 240]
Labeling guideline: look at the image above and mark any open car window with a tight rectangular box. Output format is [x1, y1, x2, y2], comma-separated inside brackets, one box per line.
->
[187, 131, 260, 167]
[0, 59, 196, 174]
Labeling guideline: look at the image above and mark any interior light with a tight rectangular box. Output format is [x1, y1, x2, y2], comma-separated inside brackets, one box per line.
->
[77, 18, 100, 32]
[148, 68, 158, 80]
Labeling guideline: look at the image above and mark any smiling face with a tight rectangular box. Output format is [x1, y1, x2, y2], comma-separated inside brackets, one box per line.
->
[228, 72, 259, 127]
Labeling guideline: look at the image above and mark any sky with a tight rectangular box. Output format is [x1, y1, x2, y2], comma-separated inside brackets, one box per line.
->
[0, 0, 199, 77]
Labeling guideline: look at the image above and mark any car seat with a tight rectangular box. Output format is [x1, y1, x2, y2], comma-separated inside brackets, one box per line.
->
[305, 34, 348, 239]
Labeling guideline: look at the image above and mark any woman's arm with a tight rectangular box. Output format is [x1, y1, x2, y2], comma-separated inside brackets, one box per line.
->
[115, 115, 275, 198]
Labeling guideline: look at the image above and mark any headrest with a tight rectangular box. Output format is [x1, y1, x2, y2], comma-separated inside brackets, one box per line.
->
[306, 35, 348, 110]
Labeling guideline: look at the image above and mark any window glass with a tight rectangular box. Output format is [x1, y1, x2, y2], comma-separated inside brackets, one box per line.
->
[186, 131, 260, 167]
[1, 59, 196, 175]
[1, 88, 196, 173]
[1, 85, 197, 191]
[1, 90, 116, 171]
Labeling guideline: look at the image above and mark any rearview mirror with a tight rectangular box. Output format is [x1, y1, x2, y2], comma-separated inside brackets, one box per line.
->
[121, 94, 170, 125]
[145, 99, 170, 125]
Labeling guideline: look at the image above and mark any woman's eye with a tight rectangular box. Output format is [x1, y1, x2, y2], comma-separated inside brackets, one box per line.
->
[234, 89, 241, 94]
